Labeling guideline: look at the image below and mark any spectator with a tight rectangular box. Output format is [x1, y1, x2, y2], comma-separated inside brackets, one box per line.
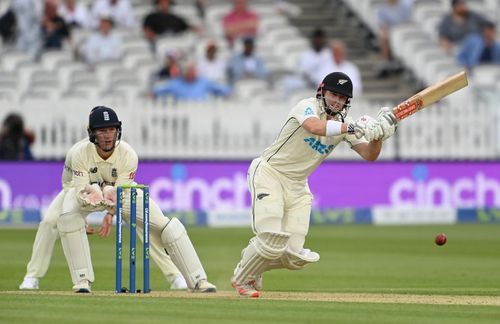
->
[457, 21, 500, 71]
[152, 62, 232, 101]
[11, 0, 43, 59]
[376, 0, 412, 78]
[314, 40, 363, 96]
[90, 0, 136, 29]
[223, 0, 259, 47]
[227, 37, 268, 84]
[438, 0, 486, 54]
[197, 41, 227, 84]
[42, 0, 71, 50]
[298, 28, 332, 87]
[57, 0, 91, 29]
[0, 7, 17, 44]
[80, 15, 122, 66]
[154, 49, 183, 82]
[0, 113, 34, 160]
[143, 0, 191, 43]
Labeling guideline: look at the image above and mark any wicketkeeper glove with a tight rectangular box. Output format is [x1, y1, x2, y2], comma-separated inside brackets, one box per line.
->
[102, 185, 116, 207]
[79, 183, 104, 207]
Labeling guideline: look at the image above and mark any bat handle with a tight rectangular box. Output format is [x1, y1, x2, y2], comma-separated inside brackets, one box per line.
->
[354, 129, 364, 139]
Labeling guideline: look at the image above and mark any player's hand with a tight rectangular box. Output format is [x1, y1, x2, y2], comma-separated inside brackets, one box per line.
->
[102, 185, 116, 207]
[377, 107, 397, 141]
[99, 212, 113, 238]
[352, 115, 382, 141]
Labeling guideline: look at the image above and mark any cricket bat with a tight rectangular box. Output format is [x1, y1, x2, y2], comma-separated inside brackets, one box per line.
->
[392, 71, 468, 121]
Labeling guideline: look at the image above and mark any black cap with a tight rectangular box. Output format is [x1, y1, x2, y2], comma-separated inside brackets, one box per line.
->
[320, 72, 353, 98]
[451, 0, 465, 7]
[88, 106, 121, 130]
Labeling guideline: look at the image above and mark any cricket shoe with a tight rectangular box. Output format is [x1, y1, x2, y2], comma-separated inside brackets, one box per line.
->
[72, 279, 91, 293]
[170, 274, 188, 290]
[19, 277, 39, 290]
[246, 275, 263, 291]
[231, 280, 260, 298]
[191, 279, 217, 293]
[233, 262, 263, 291]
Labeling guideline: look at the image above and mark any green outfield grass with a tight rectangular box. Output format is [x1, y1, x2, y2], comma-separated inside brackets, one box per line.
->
[1, 224, 500, 323]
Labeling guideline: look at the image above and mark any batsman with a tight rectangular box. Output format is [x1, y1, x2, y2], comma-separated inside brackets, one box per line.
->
[20, 106, 216, 293]
[231, 72, 397, 297]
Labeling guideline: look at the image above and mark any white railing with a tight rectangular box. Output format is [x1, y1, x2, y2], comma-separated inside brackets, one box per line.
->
[1, 85, 498, 160]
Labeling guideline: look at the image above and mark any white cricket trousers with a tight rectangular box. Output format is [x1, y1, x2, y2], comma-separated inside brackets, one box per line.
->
[247, 158, 313, 253]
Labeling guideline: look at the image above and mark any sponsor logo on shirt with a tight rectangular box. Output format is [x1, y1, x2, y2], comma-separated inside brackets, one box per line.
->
[111, 168, 117, 178]
[304, 137, 334, 155]
[304, 107, 314, 116]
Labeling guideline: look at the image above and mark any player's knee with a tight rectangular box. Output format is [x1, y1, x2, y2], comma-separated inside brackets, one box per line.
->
[160, 217, 185, 244]
[254, 231, 291, 260]
[57, 212, 85, 233]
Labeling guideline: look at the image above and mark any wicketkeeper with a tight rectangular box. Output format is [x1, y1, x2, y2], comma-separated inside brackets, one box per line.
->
[20, 106, 216, 293]
[231, 72, 397, 297]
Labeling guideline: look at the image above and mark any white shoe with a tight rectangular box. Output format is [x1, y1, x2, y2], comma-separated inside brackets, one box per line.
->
[72, 279, 91, 293]
[170, 274, 188, 290]
[190, 279, 216, 293]
[19, 277, 39, 290]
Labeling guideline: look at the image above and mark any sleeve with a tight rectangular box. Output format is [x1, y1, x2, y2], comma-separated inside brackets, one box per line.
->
[289, 100, 320, 125]
[208, 79, 232, 97]
[153, 80, 174, 97]
[71, 151, 92, 204]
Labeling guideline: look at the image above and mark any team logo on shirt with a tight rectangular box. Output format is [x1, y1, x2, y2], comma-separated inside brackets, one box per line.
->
[112, 168, 117, 178]
[89, 167, 98, 173]
[304, 107, 314, 116]
[304, 137, 334, 155]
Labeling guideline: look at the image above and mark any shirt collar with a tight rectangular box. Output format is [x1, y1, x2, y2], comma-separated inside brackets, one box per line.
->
[90, 143, 118, 164]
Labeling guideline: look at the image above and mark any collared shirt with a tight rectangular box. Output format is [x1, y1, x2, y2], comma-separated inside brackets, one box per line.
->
[62, 139, 137, 204]
[260, 97, 366, 180]
[223, 9, 259, 44]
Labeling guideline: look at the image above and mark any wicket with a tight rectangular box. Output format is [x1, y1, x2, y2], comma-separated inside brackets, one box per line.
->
[115, 184, 150, 294]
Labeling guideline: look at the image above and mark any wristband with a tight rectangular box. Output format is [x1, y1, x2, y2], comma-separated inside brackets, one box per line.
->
[347, 123, 355, 134]
[325, 120, 342, 136]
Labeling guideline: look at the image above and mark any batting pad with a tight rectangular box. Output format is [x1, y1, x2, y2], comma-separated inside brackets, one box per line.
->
[280, 248, 320, 270]
[232, 231, 290, 285]
[57, 213, 94, 284]
[161, 218, 207, 289]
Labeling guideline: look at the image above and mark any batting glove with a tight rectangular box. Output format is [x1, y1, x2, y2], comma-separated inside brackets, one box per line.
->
[377, 107, 397, 141]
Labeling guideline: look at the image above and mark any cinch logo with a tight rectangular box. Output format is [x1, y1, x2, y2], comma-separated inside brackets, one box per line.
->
[150, 164, 250, 211]
[304, 137, 334, 155]
[304, 107, 314, 116]
[389, 164, 500, 208]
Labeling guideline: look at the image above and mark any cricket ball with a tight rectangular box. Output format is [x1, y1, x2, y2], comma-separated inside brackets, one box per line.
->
[435, 233, 447, 246]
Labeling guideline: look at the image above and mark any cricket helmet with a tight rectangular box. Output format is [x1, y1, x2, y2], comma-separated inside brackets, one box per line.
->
[316, 72, 353, 120]
[318, 72, 353, 98]
[87, 106, 122, 144]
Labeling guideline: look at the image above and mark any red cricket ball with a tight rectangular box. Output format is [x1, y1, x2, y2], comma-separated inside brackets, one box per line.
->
[435, 233, 447, 246]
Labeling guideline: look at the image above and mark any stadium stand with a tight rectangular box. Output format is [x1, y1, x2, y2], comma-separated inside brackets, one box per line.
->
[0, 0, 498, 160]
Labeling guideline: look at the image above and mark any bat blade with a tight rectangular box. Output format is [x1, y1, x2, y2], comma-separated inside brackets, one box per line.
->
[393, 71, 468, 121]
